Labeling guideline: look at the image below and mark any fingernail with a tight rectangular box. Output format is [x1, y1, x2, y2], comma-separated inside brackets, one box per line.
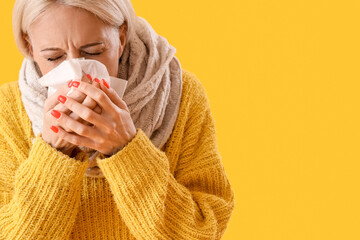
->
[58, 95, 67, 104]
[72, 81, 80, 88]
[87, 74, 92, 81]
[51, 109, 61, 119]
[67, 80, 73, 88]
[51, 126, 59, 133]
[102, 79, 109, 89]
[94, 78, 100, 83]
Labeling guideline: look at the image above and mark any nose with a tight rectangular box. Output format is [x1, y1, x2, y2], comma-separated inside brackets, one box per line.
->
[66, 49, 83, 60]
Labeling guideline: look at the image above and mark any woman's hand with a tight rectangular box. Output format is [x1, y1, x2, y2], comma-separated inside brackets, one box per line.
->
[51, 79, 137, 156]
[58, 75, 103, 131]
[42, 74, 102, 156]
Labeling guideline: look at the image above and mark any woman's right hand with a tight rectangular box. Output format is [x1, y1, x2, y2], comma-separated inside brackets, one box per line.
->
[42, 74, 102, 157]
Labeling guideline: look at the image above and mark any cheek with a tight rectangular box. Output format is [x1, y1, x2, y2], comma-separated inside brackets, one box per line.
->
[33, 59, 51, 76]
[33, 58, 60, 76]
[104, 60, 119, 77]
[32, 52, 58, 76]
[98, 52, 120, 77]
[103, 38, 122, 77]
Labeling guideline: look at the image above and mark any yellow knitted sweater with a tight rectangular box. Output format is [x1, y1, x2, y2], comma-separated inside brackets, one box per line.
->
[0, 70, 235, 240]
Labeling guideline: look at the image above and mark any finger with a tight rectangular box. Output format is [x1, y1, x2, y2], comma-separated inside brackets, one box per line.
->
[53, 125, 96, 149]
[93, 105, 102, 114]
[44, 83, 72, 112]
[84, 73, 93, 84]
[90, 78, 102, 114]
[72, 106, 101, 127]
[53, 102, 72, 115]
[81, 76, 101, 110]
[46, 109, 72, 132]
[70, 81, 114, 113]
[69, 77, 101, 123]
[62, 74, 96, 122]
[66, 74, 91, 102]
[51, 109, 97, 138]
[51, 74, 89, 115]
[100, 78, 129, 112]
[67, 74, 101, 124]
[57, 94, 107, 128]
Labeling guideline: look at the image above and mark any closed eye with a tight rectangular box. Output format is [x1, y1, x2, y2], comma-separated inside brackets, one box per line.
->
[47, 52, 102, 62]
[86, 52, 101, 56]
[47, 56, 62, 62]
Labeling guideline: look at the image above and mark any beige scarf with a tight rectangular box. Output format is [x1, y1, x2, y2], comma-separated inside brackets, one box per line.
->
[18, 16, 182, 178]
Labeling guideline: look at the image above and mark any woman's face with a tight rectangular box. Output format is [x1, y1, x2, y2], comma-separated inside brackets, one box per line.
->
[25, 4, 127, 77]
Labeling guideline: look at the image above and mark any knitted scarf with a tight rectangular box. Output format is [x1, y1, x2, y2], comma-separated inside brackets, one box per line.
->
[18, 16, 182, 178]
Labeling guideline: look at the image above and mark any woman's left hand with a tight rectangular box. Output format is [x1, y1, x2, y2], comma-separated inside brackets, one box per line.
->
[52, 79, 137, 156]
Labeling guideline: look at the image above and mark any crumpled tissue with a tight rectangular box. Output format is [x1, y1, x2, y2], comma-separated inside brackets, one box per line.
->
[38, 58, 127, 99]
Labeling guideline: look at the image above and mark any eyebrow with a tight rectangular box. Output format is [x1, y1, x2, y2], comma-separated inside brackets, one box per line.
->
[40, 41, 104, 52]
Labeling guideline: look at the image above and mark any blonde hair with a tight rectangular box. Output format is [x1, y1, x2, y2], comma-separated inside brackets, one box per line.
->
[12, 0, 137, 59]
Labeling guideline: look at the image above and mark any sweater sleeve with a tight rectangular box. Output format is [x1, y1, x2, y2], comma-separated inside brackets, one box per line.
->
[97, 91, 235, 239]
[0, 133, 90, 239]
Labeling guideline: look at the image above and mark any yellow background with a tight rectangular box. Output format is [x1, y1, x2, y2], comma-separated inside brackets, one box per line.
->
[1, 1, 360, 239]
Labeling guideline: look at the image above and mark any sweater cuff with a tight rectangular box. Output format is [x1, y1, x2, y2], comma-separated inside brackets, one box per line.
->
[20, 134, 90, 181]
[97, 128, 169, 180]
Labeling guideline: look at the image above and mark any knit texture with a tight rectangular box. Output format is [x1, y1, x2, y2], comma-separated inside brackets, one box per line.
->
[0, 70, 235, 240]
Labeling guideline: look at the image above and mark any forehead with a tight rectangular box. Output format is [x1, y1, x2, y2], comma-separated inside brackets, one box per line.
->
[28, 4, 116, 49]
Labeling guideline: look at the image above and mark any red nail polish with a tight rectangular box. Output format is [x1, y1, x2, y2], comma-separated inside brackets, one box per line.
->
[72, 81, 80, 88]
[87, 74, 92, 81]
[51, 126, 59, 133]
[51, 109, 61, 119]
[67, 80, 73, 88]
[58, 95, 67, 104]
[102, 79, 110, 89]
[94, 78, 100, 83]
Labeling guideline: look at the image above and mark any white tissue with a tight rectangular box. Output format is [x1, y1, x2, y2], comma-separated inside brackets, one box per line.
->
[38, 58, 127, 99]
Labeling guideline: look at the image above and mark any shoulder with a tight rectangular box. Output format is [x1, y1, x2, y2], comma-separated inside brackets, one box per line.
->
[0, 81, 30, 141]
[0, 81, 21, 110]
[181, 69, 211, 109]
[0, 80, 20, 98]
[163, 69, 217, 166]
[0, 81, 23, 114]
[181, 69, 207, 97]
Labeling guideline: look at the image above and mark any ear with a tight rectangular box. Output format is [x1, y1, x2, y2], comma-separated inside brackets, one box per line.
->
[118, 21, 128, 57]
[23, 33, 33, 57]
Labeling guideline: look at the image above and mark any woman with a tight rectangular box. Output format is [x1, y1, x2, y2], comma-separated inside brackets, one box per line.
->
[0, 0, 235, 239]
